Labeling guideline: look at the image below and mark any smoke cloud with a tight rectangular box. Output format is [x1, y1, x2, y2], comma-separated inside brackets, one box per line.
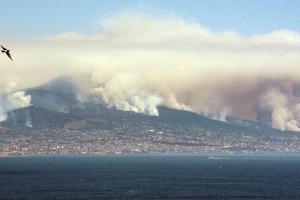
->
[0, 81, 32, 122]
[93, 73, 161, 115]
[2, 12, 300, 130]
[254, 79, 300, 131]
[0, 91, 31, 122]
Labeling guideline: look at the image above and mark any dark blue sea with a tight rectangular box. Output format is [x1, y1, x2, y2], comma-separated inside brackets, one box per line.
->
[1, 154, 300, 200]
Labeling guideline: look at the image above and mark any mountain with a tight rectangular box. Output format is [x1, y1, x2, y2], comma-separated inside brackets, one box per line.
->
[0, 75, 294, 134]
[1, 76, 300, 155]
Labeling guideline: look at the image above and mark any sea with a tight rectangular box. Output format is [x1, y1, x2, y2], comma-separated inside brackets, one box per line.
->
[1, 154, 300, 200]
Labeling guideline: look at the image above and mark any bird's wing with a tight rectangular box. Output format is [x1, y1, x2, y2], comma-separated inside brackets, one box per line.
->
[6, 52, 13, 61]
[1, 45, 7, 50]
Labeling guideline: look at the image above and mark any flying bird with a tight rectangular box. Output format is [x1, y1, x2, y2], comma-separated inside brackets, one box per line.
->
[1, 45, 13, 61]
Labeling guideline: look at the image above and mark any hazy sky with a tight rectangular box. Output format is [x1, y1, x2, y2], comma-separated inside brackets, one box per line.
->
[2, 1, 300, 130]
[1, 0, 300, 37]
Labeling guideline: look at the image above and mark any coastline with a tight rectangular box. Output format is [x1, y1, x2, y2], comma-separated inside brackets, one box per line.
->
[1, 152, 300, 159]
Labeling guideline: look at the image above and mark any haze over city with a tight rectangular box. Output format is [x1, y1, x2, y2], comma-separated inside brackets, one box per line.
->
[2, 0, 300, 131]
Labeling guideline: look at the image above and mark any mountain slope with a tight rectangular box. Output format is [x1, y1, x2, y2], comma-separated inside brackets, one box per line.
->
[0, 75, 291, 134]
[1, 76, 300, 155]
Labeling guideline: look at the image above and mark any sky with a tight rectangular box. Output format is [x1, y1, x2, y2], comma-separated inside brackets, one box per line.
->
[1, 0, 300, 37]
[2, 0, 300, 131]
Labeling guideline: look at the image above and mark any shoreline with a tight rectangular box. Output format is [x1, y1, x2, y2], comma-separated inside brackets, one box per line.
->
[1, 152, 300, 158]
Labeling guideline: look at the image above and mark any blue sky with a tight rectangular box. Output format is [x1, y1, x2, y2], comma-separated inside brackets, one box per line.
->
[1, 0, 300, 37]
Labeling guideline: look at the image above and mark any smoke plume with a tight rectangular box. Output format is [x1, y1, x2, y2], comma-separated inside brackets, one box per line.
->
[93, 73, 161, 116]
[254, 79, 300, 131]
[0, 91, 32, 122]
[25, 110, 33, 127]
[2, 12, 300, 130]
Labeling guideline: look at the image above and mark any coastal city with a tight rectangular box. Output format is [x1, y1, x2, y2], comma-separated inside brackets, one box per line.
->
[1, 116, 300, 156]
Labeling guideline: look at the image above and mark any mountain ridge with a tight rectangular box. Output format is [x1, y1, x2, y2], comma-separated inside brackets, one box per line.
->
[0, 75, 293, 134]
[1, 76, 300, 155]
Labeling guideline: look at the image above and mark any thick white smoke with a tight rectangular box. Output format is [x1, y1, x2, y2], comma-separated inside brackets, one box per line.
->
[254, 79, 300, 131]
[0, 81, 32, 122]
[92, 73, 161, 116]
[86, 71, 193, 116]
[0, 91, 32, 122]
[3, 12, 300, 130]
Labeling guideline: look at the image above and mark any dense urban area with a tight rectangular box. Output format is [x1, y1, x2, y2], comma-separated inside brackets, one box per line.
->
[1, 109, 300, 156]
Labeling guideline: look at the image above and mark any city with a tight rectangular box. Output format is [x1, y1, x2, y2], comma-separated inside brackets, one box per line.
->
[1, 113, 300, 156]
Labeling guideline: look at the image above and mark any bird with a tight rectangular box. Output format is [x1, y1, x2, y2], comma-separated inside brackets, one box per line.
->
[1, 45, 13, 61]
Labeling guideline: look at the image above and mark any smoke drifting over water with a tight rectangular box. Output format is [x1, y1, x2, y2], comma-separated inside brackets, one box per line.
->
[2, 12, 300, 130]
